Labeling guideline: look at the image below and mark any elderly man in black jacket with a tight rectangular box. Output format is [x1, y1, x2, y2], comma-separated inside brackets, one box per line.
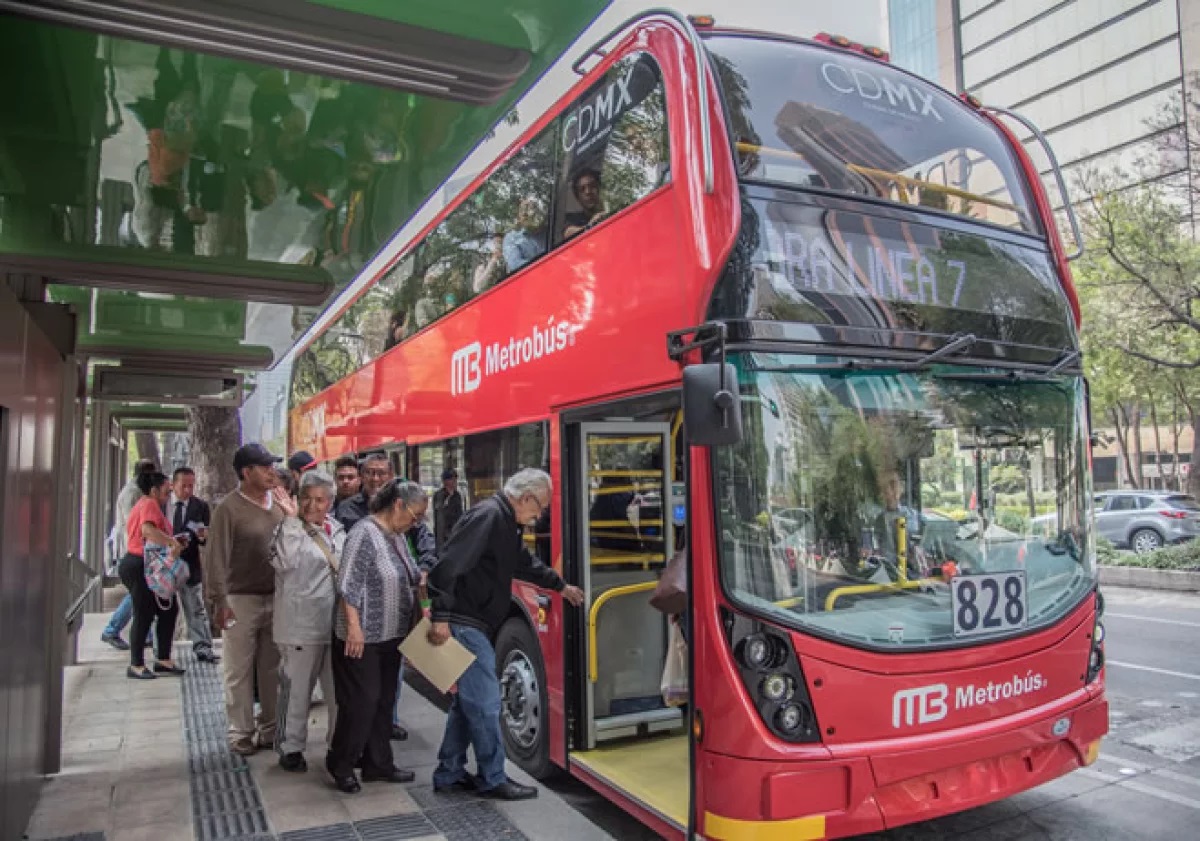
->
[428, 468, 583, 801]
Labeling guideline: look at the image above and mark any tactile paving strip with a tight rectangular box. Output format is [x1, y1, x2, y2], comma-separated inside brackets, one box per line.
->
[424, 802, 530, 841]
[354, 814, 440, 840]
[178, 648, 272, 840]
[279, 824, 360, 841]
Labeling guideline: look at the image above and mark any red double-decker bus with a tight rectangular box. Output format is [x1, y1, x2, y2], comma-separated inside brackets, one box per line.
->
[288, 12, 1107, 839]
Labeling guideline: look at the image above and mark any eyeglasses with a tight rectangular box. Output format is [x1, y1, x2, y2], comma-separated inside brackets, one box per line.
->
[363, 468, 392, 479]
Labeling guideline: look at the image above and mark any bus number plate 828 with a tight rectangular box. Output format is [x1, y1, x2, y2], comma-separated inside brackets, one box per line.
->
[951, 571, 1027, 638]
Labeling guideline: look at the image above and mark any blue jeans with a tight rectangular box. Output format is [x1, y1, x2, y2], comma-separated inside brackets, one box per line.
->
[433, 625, 506, 791]
[103, 594, 133, 637]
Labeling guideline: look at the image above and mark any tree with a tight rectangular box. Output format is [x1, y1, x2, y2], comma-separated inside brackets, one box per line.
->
[1075, 173, 1200, 496]
[133, 430, 161, 467]
[186, 406, 240, 504]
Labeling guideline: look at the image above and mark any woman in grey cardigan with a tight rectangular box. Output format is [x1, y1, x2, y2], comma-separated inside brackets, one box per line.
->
[270, 470, 346, 773]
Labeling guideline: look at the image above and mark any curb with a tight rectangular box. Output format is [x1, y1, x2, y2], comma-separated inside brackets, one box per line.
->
[1098, 565, 1200, 592]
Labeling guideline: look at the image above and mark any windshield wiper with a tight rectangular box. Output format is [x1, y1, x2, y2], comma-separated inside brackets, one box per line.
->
[934, 348, 1081, 383]
[833, 333, 979, 373]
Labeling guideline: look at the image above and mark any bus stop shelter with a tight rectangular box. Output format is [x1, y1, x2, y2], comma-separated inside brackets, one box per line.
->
[0, 2, 610, 836]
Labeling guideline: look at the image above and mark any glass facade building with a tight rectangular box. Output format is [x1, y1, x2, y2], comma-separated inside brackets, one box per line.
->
[888, 0, 941, 81]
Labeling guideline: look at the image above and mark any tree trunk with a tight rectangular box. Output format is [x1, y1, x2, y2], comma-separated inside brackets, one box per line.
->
[133, 430, 161, 467]
[1111, 407, 1136, 489]
[1131, 402, 1145, 490]
[1171, 393, 1183, 491]
[186, 406, 241, 504]
[1189, 413, 1200, 499]
[1149, 399, 1164, 490]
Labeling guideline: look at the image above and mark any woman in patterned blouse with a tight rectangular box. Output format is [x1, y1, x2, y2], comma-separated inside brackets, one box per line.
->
[326, 479, 428, 794]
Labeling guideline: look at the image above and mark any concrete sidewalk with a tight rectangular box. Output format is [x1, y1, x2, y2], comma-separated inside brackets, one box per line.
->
[23, 610, 613, 841]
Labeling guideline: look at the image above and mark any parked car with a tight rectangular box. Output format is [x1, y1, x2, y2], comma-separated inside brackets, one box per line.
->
[1093, 491, 1200, 554]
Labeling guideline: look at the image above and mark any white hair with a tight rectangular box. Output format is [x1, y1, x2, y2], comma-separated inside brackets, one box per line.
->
[299, 470, 335, 496]
[503, 468, 551, 499]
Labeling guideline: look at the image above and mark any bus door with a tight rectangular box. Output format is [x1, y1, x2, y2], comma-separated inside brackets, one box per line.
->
[576, 421, 679, 747]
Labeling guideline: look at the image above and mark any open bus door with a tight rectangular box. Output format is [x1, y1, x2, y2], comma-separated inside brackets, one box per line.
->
[567, 420, 690, 832]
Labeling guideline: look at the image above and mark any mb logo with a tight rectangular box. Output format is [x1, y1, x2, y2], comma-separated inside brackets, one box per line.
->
[451, 342, 481, 395]
[892, 683, 949, 728]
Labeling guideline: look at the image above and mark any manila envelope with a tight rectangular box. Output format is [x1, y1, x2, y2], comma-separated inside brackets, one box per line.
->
[399, 616, 476, 693]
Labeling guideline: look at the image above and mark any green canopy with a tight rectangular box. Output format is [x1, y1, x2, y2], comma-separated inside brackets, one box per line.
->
[1, 0, 610, 393]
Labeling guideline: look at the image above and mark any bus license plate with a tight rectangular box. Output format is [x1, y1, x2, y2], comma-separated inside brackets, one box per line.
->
[951, 571, 1027, 638]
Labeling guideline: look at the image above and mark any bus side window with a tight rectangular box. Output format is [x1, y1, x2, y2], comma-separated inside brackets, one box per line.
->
[553, 51, 669, 247]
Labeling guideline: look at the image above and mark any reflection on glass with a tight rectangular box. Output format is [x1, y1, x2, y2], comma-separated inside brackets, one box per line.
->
[588, 434, 666, 568]
[716, 352, 1094, 650]
[707, 36, 1038, 231]
[288, 51, 672, 408]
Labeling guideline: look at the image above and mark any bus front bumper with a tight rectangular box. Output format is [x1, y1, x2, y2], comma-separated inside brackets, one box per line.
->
[699, 690, 1108, 840]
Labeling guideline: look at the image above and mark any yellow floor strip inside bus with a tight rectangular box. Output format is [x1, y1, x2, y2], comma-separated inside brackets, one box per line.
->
[571, 733, 689, 827]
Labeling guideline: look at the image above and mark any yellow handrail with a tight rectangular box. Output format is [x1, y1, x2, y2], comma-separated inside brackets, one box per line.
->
[588, 580, 659, 682]
[825, 517, 936, 610]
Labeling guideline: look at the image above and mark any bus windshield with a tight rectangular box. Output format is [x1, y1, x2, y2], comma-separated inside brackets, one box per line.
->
[714, 353, 1095, 651]
[706, 35, 1038, 233]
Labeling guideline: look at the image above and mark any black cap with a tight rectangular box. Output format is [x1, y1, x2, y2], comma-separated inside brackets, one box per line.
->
[287, 450, 317, 473]
[233, 443, 282, 472]
[442, 468, 458, 481]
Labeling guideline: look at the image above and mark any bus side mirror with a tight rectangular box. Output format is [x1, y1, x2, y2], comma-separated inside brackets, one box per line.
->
[683, 363, 743, 446]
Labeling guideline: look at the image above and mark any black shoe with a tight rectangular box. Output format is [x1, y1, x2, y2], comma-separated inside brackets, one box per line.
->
[478, 779, 538, 801]
[391, 724, 408, 741]
[126, 666, 157, 680]
[434, 775, 479, 794]
[362, 768, 416, 784]
[102, 632, 130, 651]
[196, 649, 220, 663]
[279, 752, 307, 773]
[152, 662, 186, 675]
[331, 773, 361, 794]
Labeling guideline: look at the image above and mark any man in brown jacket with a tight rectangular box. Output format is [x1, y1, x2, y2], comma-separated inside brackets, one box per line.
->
[208, 443, 286, 755]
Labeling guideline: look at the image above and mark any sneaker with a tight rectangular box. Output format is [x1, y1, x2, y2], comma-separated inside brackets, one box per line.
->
[391, 724, 408, 741]
[195, 649, 221, 664]
[230, 737, 257, 756]
[102, 632, 130, 651]
[279, 752, 308, 773]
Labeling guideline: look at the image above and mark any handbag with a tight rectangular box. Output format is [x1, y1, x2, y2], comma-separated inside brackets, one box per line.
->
[650, 547, 687, 615]
[143, 542, 190, 610]
[660, 619, 689, 707]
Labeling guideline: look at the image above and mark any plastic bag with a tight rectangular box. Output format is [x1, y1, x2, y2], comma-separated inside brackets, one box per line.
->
[660, 619, 689, 707]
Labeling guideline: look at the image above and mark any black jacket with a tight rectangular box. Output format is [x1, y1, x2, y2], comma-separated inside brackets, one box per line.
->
[336, 491, 437, 571]
[169, 495, 211, 584]
[432, 487, 465, 550]
[429, 494, 564, 636]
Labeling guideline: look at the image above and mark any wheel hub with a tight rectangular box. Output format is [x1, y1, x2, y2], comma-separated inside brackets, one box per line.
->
[500, 651, 540, 750]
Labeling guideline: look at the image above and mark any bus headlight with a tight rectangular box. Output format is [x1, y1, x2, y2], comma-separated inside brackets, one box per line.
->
[761, 673, 795, 702]
[723, 609, 821, 744]
[1086, 591, 1105, 684]
[775, 702, 808, 734]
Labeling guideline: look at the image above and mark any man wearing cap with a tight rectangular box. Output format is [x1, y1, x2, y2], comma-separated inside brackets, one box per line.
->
[208, 442, 287, 755]
[287, 449, 318, 493]
[432, 468, 465, 553]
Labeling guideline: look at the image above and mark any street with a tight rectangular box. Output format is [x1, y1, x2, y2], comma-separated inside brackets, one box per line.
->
[565, 586, 1200, 840]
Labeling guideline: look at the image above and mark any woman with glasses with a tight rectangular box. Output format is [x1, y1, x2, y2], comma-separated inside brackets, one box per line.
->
[326, 479, 428, 793]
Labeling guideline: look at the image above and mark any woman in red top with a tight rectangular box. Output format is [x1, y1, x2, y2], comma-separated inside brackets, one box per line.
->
[118, 471, 186, 679]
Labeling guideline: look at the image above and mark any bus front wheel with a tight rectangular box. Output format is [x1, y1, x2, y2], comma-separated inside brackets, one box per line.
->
[495, 617, 552, 779]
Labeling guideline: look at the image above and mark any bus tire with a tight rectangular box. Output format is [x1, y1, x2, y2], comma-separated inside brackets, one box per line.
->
[495, 616, 553, 779]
